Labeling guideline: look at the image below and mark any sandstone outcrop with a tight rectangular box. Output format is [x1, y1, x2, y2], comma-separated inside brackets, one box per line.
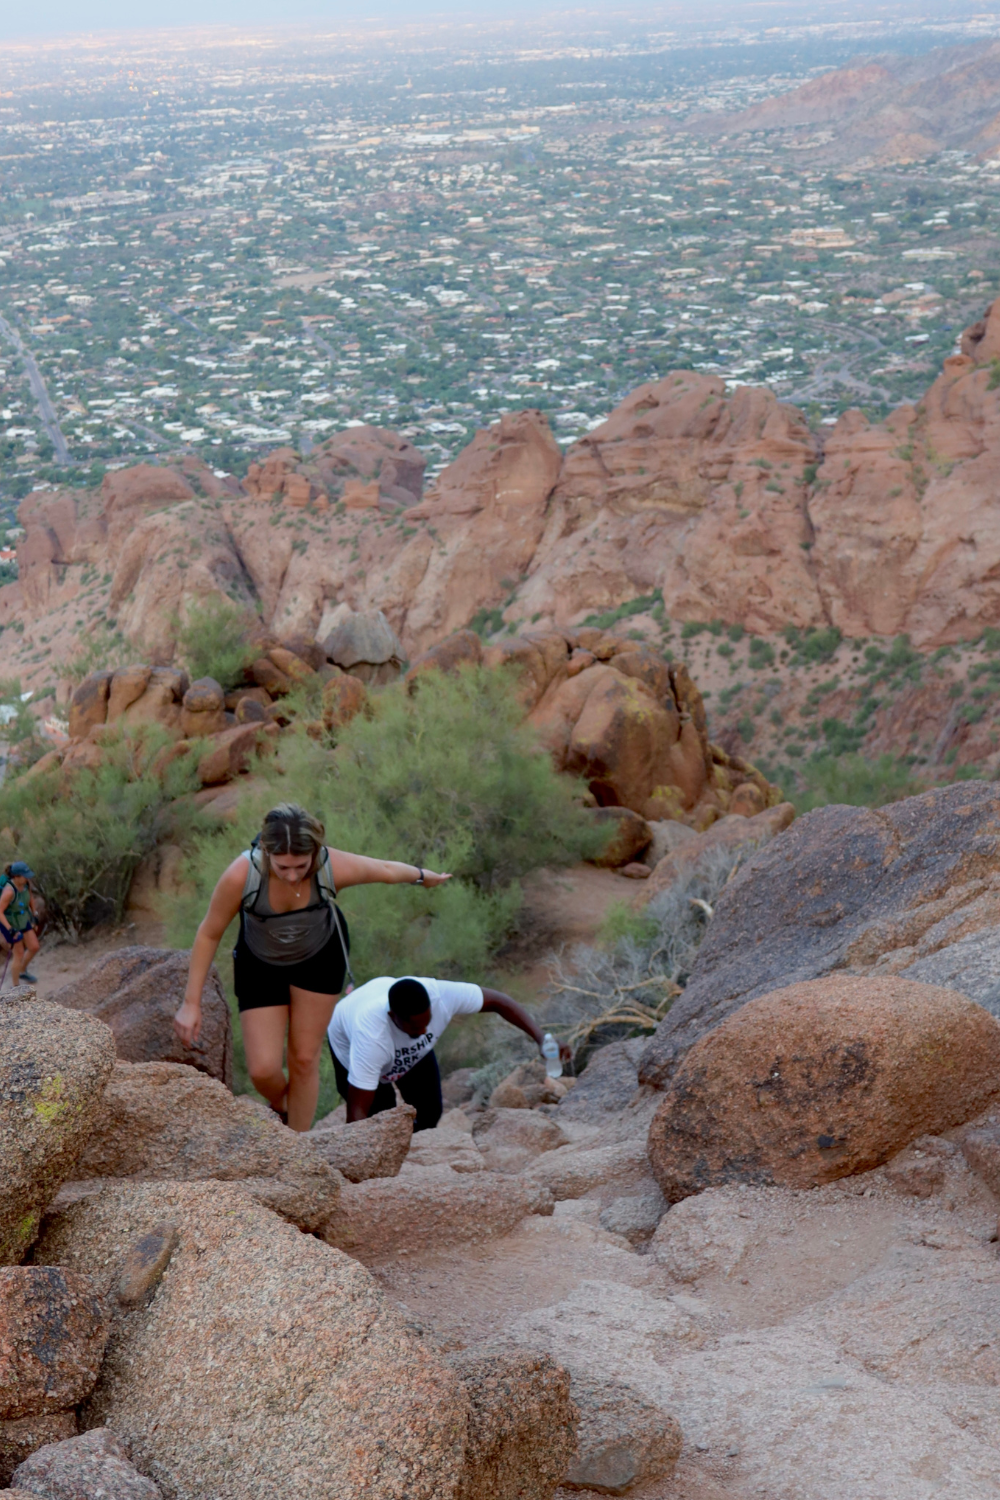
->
[646, 975, 1000, 1201]
[0, 994, 116, 1266]
[33, 1181, 469, 1500]
[639, 781, 1000, 1088]
[51, 948, 232, 1088]
[74, 1061, 342, 1232]
[7, 308, 1000, 706]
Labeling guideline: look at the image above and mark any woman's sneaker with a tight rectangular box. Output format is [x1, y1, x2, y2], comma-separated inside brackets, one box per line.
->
[19, 970, 38, 983]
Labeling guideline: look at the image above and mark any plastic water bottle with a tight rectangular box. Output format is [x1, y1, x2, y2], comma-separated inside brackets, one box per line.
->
[541, 1033, 563, 1080]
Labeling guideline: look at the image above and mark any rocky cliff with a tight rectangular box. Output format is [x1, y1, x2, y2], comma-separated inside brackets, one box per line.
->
[5, 302, 1000, 705]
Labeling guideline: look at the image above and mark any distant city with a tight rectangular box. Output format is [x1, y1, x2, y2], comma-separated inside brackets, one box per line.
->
[0, 8, 998, 518]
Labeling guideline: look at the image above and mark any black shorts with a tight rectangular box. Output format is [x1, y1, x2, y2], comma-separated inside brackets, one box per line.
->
[234, 918, 349, 1012]
[330, 1047, 443, 1133]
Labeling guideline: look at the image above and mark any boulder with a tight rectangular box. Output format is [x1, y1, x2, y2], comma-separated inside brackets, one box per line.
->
[118, 668, 186, 736]
[250, 656, 291, 696]
[33, 1182, 468, 1500]
[638, 782, 1000, 1089]
[407, 630, 483, 680]
[324, 1166, 554, 1260]
[647, 976, 1000, 1203]
[50, 947, 232, 1088]
[489, 1060, 568, 1111]
[268, 646, 315, 683]
[74, 1062, 342, 1233]
[0, 993, 116, 1265]
[648, 1185, 763, 1281]
[320, 671, 367, 731]
[234, 696, 267, 725]
[471, 1109, 570, 1175]
[106, 665, 151, 722]
[405, 1120, 485, 1174]
[12, 1426, 162, 1498]
[0, 1414, 77, 1488]
[278, 633, 325, 672]
[67, 673, 112, 741]
[555, 1039, 645, 1123]
[309, 1103, 415, 1183]
[523, 1139, 652, 1202]
[0, 1269, 110, 1421]
[588, 807, 651, 868]
[323, 609, 405, 685]
[640, 802, 795, 902]
[197, 723, 266, 785]
[598, 1189, 666, 1247]
[449, 1348, 578, 1500]
[180, 677, 226, 737]
[562, 1378, 682, 1495]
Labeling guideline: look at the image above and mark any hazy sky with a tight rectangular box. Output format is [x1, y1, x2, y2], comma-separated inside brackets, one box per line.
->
[3, 0, 551, 39]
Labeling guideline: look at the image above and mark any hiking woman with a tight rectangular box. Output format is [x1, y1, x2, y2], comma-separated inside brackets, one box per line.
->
[0, 860, 40, 986]
[173, 803, 450, 1132]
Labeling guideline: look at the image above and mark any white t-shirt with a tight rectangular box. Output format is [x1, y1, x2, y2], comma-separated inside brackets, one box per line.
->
[328, 975, 484, 1090]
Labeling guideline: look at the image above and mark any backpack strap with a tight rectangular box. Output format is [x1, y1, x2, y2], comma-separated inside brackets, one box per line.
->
[240, 847, 265, 912]
[318, 848, 355, 990]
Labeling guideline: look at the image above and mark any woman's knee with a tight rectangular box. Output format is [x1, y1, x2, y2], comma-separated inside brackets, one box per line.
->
[287, 1043, 321, 1079]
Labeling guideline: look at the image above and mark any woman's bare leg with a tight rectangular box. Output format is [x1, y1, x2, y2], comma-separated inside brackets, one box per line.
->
[11, 933, 34, 983]
[240, 1005, 291, 1113]
[286, 987, 340, 1132]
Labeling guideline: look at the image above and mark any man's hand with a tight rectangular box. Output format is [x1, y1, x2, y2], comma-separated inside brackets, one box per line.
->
[557, 1040, 573, 1065]
[421, 870, 452, 888]
[173, 1000, 202, 1048]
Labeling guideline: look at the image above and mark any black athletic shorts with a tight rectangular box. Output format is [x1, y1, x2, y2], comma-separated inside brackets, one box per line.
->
[330, 1047, 443, 1133]
[233, 915, 349, 1012]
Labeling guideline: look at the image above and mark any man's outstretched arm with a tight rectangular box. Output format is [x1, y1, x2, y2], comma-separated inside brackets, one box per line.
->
[481, 988, 573, 1062]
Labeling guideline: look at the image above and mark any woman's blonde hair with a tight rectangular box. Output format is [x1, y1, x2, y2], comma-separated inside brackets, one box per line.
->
[258, 804, 326, 873]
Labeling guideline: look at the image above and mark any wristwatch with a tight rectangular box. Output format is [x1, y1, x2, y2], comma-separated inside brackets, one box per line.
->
[414, 867, 425, 885]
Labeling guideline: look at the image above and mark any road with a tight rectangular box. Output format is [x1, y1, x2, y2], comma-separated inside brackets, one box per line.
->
[0, 313, 71, 464]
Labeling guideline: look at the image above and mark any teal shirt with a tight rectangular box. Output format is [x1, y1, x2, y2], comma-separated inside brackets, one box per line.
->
[3, 883, 32, 932]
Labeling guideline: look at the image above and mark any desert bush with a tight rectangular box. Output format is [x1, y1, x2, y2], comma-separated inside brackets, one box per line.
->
[65, 623, 131, 683]
[0, 677, 49, 769]
[175, 594, 256, 688]
[169, 661, 606, 995]
[0, 726, 204, 936]
[545, 846, 745, 1064]
[776, 752, 924, 812]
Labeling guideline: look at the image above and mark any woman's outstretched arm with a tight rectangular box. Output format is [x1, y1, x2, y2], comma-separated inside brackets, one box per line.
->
[328, 849, 451, 890]
[174, 857, 247, 1046]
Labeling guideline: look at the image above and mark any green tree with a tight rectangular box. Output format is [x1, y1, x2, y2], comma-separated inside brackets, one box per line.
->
[175, 595, 257, 688]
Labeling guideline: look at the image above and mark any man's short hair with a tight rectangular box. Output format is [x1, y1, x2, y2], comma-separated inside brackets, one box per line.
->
[388, 978, 431, 1019]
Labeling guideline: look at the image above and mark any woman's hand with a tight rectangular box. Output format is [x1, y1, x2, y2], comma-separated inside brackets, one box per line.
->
[421, 870, 452, 889]
[173, 999, 203, 1048]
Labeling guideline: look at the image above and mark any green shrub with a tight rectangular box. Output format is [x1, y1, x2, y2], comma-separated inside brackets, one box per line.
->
[175, 595, 256, 687]
[747, 637, 775, 669]
[0, 727, 204, 935]
[583, 591, 663, 630]
[779, 752, 924, 813]
[797, 626, 842, 664]
[65, 623, 131, 683]
[169, 664, 606, 985]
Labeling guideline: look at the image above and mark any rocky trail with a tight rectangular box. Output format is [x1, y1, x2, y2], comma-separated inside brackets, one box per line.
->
[5, 781, 1000, 1496]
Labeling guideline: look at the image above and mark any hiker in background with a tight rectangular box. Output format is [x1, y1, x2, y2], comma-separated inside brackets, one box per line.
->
[173, 802, 451, 1132]
[329, 974, 573, 1131]
[0, 860, 41, 986]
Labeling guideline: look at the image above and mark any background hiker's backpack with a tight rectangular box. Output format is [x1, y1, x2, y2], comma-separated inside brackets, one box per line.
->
[241, 840, 354, 987]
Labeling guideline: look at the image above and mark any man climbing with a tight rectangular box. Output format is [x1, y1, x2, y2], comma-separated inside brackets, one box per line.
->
[327, 975, 572, 1131]
[0, 861, 40, 986]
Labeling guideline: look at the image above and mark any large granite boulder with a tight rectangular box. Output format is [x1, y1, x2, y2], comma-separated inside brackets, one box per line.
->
[12, 1426, 161, 1499]
[639, 782, 1000, 1089]
[449, 1348, 577, 1500]
[0, 1268, 109, 1423]
[322, 610, 405, 685]
[647, 975, 1000, 1202]
[75, 1062, 341, 1233]
[50, 948, 232, 1089]
[0, 993, 116, 1266]
[310, 1103, 415, 1183]
[33, 1181, 469, 1500]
